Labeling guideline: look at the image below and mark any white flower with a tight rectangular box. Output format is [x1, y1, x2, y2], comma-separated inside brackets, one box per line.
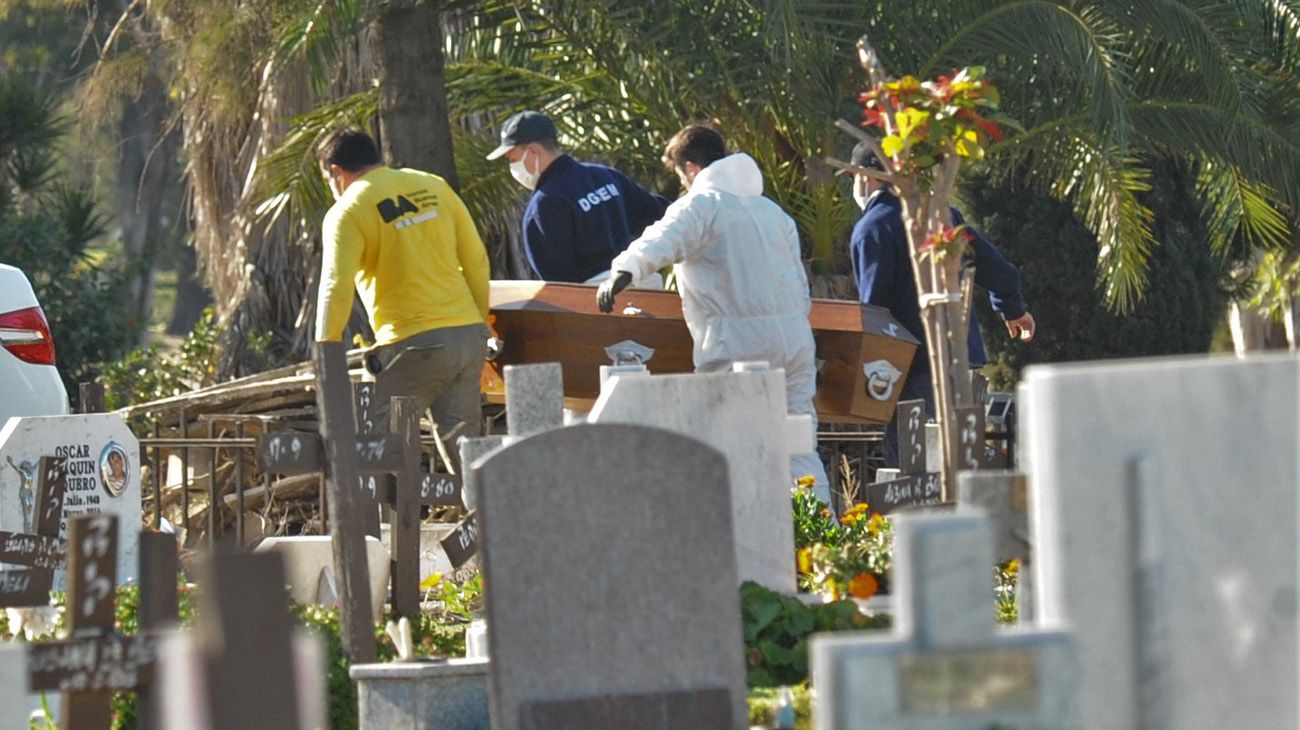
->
[5, 605, 61, 641]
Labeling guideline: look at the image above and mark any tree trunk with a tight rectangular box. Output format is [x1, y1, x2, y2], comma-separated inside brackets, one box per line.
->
[372, 0, 459, 189]
[114, 73, 183, 346]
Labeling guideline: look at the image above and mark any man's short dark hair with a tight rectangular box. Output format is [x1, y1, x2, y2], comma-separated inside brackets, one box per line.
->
[662, 125, 727, 171]
[317, 128, 383, 172]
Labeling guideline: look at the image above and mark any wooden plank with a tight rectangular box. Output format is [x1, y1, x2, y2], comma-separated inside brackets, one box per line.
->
[28, 634, 155, 693]
[896, 399, 928, 477]
[440, 511, 479, 570]
[259, 432, 324, 474]
[62, 513, 119, 730]
[415, 472, 463, 507]
[195, 551, 300, 730]
[389, 396, 421, 620]
[0, 531, 65, 570]
[137, 531, 178, 730]
[0, 568, 54, 606]
[865, 473, 943, 515]
[312, 341, 377, 663]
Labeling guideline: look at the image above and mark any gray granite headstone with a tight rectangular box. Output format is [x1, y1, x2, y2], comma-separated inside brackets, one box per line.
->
[810, 511, 1078, 730]
[503, 363, 563, 437]
[473, 423, 746, 730]
[1021, 352, 1300, 729]
[458, 435, 506, 512]
[0, 414, 141, 586]
[588, 366, 802, 593]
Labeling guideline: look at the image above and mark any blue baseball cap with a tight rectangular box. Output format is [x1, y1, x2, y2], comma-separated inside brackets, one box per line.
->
[486, 110, 558, 160]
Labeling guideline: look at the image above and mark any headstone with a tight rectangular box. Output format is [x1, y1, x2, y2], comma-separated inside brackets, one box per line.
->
[474, 423, 747, 730]
[1020, 352, 1300, 729]
[588, 366, 798, 593]
[0, 415, 141, 585]
[810, 511, 1077, 730]
[154, 550, 326, 730]
[956, 470, 1028, 565]
[458, 435, 505, 511]
[504, 363, 563, 437]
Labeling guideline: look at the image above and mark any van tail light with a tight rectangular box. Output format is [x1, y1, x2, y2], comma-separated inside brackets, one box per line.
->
[0, 306, 58, 366]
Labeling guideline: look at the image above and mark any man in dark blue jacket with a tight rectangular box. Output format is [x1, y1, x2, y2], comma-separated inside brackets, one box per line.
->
[487, 111, 670, 284]
[847, 142, 1036, 467]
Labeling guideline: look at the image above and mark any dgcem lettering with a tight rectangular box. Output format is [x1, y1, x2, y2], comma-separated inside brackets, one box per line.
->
[576, 183, 622, 212]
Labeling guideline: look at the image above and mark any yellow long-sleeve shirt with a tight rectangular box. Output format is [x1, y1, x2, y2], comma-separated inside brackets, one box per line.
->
[315, 167, 490, 345]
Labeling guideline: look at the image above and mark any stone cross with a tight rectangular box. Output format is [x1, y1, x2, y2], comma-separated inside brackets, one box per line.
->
[0, 456, 66, 606]
[810, 511, 1077, 730]
[473, 423, 748, 730]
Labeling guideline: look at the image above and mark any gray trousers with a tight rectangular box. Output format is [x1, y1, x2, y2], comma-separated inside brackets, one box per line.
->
[372, 323, 488, 437]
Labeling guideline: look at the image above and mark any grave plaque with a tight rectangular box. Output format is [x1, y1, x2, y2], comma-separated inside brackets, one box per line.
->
[474, 423, 747, 730]
[588, 367, 799, 593]
[0, 415, 142, 585]
[810, 512, 1077, 730]
[864, 472, 942, 515]
[1021, 353, 1300, 729]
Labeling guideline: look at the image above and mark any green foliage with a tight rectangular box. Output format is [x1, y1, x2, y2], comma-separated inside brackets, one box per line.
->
[963, 160, 1229, 387]
[748, 684, 813, 730]
[791, 485, 839, 549]
[996, 559, 1020, 625]
[740, 580, 889, 688]
[0, 76, 132, 396]
[99, 307, 225, 409]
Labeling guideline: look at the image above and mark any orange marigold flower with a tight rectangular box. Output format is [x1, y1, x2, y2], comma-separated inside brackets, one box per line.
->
[848, 572, 879, 600]
[794, 475, 816, 489]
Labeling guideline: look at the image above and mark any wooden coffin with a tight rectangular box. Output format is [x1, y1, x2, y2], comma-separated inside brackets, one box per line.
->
[481, 280, 919, 423]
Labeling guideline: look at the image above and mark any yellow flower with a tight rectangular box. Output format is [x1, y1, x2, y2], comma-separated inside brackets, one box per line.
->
[1004, 559, 1020, 577]
[794, 475, 816, 489]
[866, 513, 887, 536]
[419, 572, 444, 591]
[796, 547, 813, 574]
[847, 572, 879, 600]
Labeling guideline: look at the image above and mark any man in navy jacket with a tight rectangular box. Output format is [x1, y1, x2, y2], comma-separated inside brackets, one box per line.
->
[847, 142, 1036, 467]
[488, 111, 670, 284]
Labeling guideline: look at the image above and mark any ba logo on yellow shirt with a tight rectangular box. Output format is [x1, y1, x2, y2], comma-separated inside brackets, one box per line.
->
[377, 195, 419, 223]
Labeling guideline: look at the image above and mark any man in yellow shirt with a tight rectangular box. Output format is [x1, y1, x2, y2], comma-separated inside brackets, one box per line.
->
[315, 128, 491, 436]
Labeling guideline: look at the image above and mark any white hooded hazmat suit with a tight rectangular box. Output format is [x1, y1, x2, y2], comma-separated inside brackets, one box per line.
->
[610, 152, 831, 498]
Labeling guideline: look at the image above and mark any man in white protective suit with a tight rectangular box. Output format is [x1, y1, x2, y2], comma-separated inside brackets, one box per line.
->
[596, 124, 831, 501]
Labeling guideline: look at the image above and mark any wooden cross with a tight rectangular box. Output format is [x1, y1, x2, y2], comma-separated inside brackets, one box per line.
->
[260, 347, 472, 630]
[0, 456, 67, 607]
[26, 514, 158, 730]
[867, 400, 990, 514]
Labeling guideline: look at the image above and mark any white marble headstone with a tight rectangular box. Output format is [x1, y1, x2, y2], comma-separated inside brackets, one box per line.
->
[0, 641, 37, 730]
[588, 364, 800, 593]
[0, 414, 141, 586]
[810, 512, 1078, 730]
[1021, 352, 1300, 730]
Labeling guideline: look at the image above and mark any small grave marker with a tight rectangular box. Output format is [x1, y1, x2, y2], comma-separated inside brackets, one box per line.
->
[810, 512, 1077, 729]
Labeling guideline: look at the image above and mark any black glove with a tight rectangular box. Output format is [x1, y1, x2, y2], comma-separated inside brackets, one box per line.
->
[596, 271, 633, 313]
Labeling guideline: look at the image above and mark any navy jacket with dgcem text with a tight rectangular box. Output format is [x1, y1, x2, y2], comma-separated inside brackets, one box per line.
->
[522, 154, 670, 282]
[850, 189, 1027, 378]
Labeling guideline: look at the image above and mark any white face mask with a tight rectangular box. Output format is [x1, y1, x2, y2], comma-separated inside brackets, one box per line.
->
[510, 147, 540, 190]
[852, 176, 871, 211]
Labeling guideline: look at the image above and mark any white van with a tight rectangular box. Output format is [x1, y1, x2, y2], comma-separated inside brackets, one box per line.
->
[0, 263, 69, 422]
